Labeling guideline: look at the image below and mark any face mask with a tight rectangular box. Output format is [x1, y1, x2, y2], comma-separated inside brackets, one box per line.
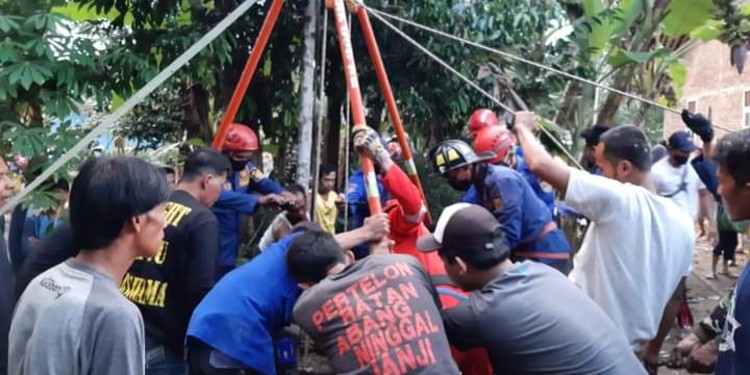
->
[229, 158, 248, 171]
[447, 176, 472, 191]
[672, 155, 689, 166]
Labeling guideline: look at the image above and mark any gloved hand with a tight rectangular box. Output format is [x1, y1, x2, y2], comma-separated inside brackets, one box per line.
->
[681, 109, 714, 143]
[352, 125, 390, 167]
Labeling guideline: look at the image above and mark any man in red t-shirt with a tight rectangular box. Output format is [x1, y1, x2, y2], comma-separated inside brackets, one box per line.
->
[352, 125, 492, 375]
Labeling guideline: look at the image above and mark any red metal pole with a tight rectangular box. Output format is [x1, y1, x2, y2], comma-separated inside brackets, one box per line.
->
[357, 8, 432, 225]
[331, 0, 382, 215]
[211, 0, 285, 149]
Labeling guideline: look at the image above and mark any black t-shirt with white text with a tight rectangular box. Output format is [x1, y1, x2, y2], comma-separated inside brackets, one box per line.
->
[121, 190, 219, 356]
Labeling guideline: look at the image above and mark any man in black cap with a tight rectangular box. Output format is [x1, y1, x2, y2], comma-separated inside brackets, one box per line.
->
[653, 130, 709, 220]
[416, 203, 646, 374]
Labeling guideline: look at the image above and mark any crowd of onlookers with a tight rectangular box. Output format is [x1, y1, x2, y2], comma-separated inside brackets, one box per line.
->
[0, 109, 749, 375]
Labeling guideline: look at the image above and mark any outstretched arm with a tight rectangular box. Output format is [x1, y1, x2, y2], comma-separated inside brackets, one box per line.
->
[513, 112, 572, 196]
[351, 124, 426, 232]
[334, 213, 390, 250]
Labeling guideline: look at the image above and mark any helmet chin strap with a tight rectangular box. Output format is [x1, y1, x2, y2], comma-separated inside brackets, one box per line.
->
[505, 147, 518, 169]
[472, 163, 487, 185]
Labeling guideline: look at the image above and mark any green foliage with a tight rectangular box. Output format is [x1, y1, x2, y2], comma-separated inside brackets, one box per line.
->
[661, 0, 716, 37]
[608, 49, 668, 68]
[117, 86, 184, 151]
[690, 19, 726, 41]
[0, 0, 107, 209]
[369, 0, 573, 144]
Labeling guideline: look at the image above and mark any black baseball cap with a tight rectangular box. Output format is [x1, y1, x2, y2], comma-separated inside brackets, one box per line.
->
[417, 203, 508, 257]
[668, 131, 697, 153]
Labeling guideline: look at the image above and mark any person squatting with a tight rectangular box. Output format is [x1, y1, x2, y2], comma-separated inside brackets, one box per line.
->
[3, 107, 750, 375]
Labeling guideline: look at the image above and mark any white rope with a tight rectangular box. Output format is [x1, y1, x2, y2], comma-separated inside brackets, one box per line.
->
[312, 5, 329, 223]
[1, 0, 262, 214]
[366, 10, 584, 170]
[363, 4, 734, 133]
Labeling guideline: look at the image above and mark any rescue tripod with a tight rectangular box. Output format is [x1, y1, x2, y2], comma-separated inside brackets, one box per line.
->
[207, 0, 433, 225]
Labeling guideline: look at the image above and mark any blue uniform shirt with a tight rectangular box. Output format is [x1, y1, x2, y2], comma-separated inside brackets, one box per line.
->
[461, 156, 555, 218]
[515, 154, 555, 217]
[460, 187, 481, 205]
[716, 264, 750, 375]
[345, 170, 388, 259]
[345, 170, 388, 230]
[211, 162, 284, 270]
[187, 233, 302, 375]
[472, 164, 570, 260]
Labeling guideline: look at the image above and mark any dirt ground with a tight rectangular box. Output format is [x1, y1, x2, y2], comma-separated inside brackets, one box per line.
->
[297, 232, 746, 375]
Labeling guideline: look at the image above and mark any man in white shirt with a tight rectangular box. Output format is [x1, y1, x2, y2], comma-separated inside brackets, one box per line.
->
[652, 131, 709, 219]
[513, 112, 694, 373]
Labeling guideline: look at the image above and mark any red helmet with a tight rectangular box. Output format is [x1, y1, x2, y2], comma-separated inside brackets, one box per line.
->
[473, 126, 516, 165]
[223, 123, 259, 152]
[467, 109, 500, 137]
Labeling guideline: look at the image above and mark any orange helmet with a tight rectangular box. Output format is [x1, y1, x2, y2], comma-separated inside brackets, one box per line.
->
[467, 109, 500, 138]
[473, 126, 517, 165]
[223, 123, 259, 152]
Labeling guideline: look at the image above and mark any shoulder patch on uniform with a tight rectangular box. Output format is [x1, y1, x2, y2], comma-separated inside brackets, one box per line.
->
[346, 183, 358, 194]
[249, 167, 264, 182]
[540, 181, 554, 193]
[492, 197, 504, 211]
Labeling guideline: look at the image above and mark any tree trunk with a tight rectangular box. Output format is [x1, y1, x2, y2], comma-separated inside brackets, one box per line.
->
[366, 99, 384, 131]
[426, 117, 445, 149]
[295, 0, 318, 188]
[596, 66, 635, 126]
[553, 80, 581, 127]
[326, 97, 343, 186]
[633, 101, 650, 128]
[182, 83, 211, 142]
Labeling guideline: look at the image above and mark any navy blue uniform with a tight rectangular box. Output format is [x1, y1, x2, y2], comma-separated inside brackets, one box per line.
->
[464, 164, 570, 273]
[691, 153, 720, 201]
[461, 152, 555, 218]
[211, 162, 284, 278]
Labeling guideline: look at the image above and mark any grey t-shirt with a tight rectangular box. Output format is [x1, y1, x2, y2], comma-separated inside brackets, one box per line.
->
[294, 254, 460, 375]
[9, 259, 145, 375]
[443, 261, 646, 375]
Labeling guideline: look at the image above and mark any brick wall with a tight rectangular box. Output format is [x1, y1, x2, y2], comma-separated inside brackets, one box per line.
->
[663, 40, 750, 141]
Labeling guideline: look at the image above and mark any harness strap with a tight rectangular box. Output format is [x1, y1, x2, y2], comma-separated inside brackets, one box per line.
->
[512, 221, 557, 252]
[513, 251, 570, 260]
[431, 274, 454, 287]
[662, 164, 689, 198]
[435, 287, 468, 302]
